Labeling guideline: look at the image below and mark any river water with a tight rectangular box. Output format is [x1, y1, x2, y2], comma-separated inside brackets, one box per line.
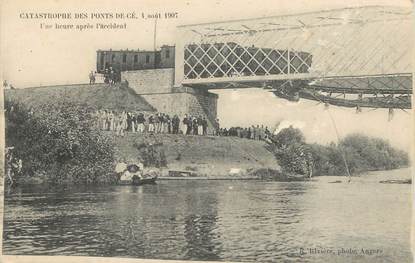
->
[2, 168, 412, 262]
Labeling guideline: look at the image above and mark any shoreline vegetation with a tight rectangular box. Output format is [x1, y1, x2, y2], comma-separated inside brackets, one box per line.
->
[4, 99, 409, 185]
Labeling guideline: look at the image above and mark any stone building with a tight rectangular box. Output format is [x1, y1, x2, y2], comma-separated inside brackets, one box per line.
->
[96, 45, 175, 73]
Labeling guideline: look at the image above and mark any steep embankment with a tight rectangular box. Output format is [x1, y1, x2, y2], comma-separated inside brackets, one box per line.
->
[113, 133, 280, 176]
[5, 84, 280, 179]
[5, 83, 155, 112]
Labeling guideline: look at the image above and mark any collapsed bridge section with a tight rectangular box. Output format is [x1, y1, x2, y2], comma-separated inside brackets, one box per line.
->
[175, 5, 413, 110]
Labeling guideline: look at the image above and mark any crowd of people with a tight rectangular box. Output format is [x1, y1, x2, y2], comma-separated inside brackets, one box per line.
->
[3, 80, 15, 90]
[95, 110, 271, 142]
[95, 110, 216, 137]
[88, 67, 121, 85]
[218, 125, 271, 141]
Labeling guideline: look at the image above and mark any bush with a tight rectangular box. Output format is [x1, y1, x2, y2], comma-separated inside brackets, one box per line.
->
[271, 128, 409, 177]
[340, 134, 409, 172]
[133, 141, 167, 168]
[271, 126, 305, 148]
[270, 127, 312, 175]
[5, 100, 116, 184]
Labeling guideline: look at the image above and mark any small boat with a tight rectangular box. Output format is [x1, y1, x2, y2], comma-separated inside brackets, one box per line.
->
[168, 170, 197, 177]
[117, 163, 158, 186]
[329, 180, 343, 183]
[132, 175, 158, 185]
[379, 179, 411, 184]
[118, 174, 158, 185]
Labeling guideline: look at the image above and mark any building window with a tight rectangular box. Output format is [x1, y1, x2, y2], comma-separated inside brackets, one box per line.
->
[134, 55, 138, 63]
[112, 54, 115, 62]
[146, 54, 150, 63]
[100, 53, 105, 69]
[166, 49, 170, 58]
[122, 53, 127, 63]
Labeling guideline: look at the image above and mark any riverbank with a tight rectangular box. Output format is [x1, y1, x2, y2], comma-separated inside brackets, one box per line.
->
[112, 132, 282, 178]
[5, 84, 409, 185]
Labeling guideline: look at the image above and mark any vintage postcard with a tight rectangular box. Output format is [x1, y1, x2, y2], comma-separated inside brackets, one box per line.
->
[0, 0, 413, 262]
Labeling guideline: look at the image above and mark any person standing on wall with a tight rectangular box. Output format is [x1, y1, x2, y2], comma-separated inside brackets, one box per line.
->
[89, 71, 96, 84]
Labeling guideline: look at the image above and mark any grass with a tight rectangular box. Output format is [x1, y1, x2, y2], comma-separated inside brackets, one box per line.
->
[5, 83, 156, 112]
[113, 133, 281, 176]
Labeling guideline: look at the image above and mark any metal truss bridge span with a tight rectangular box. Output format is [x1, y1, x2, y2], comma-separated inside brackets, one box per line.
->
[174, 5, 412, 110]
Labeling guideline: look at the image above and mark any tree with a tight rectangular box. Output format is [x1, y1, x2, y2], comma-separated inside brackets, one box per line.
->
[270, 127, 311, 175]
[270, 127, 409, 177]
[5, 100, 116, 184]
[271, 126, 305, 149]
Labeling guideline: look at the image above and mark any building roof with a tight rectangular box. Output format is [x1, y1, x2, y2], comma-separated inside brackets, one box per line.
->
[97, 45, 175, 53]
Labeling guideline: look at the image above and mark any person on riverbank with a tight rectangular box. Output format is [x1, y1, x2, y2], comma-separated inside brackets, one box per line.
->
[100, 110, 108, 130]
[192, 117, 199, 135]
[5, 147, 22, 185]
[197, 116, 203, 135]
[183, 114, 192, 135]
[165, 114, 172, 134]
[109, 68, 115, 85]
[172, 114, 180, 134]
[148, 114, 155, 133]
[246, 127, 251, 139]
[136, 113, 145, 133]
[130, 113, 137, 132]
[256, 125, 260, 140]
[160, 113, 166, 133]
[153, 113, 160, 133]
[202, 117, 208, 135]
[250, 125, 255, 139]
[213, 118, 220, 136]
[116, 113, 124, 137]
[122, 111, 128, 131]
[126, 112, 132, 132]
[265, 126, 271, 139]
[108, 111, 115, 131]
[115, 160, 128, 180]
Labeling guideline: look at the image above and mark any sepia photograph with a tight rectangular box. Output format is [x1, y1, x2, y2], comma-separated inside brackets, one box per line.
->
[0, 0, 413, 262]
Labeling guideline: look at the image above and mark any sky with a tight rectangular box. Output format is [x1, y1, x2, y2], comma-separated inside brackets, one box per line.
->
[1, 0, 413, 151]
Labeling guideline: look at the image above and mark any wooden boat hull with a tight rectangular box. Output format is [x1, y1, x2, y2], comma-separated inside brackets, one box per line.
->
[379, 179, 411, 184]
[119, 175, 158, 186]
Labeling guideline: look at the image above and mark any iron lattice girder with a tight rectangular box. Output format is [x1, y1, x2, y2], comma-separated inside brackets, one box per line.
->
[177, 6, 413, 109]
[306, 75, 413, 95]
[183, 42, 312, 80]
[175, 6, 412, 87]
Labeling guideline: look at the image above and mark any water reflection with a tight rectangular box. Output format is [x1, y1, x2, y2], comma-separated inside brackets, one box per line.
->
[183, 191, 221, 260]
[2, 170, 413, 262]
